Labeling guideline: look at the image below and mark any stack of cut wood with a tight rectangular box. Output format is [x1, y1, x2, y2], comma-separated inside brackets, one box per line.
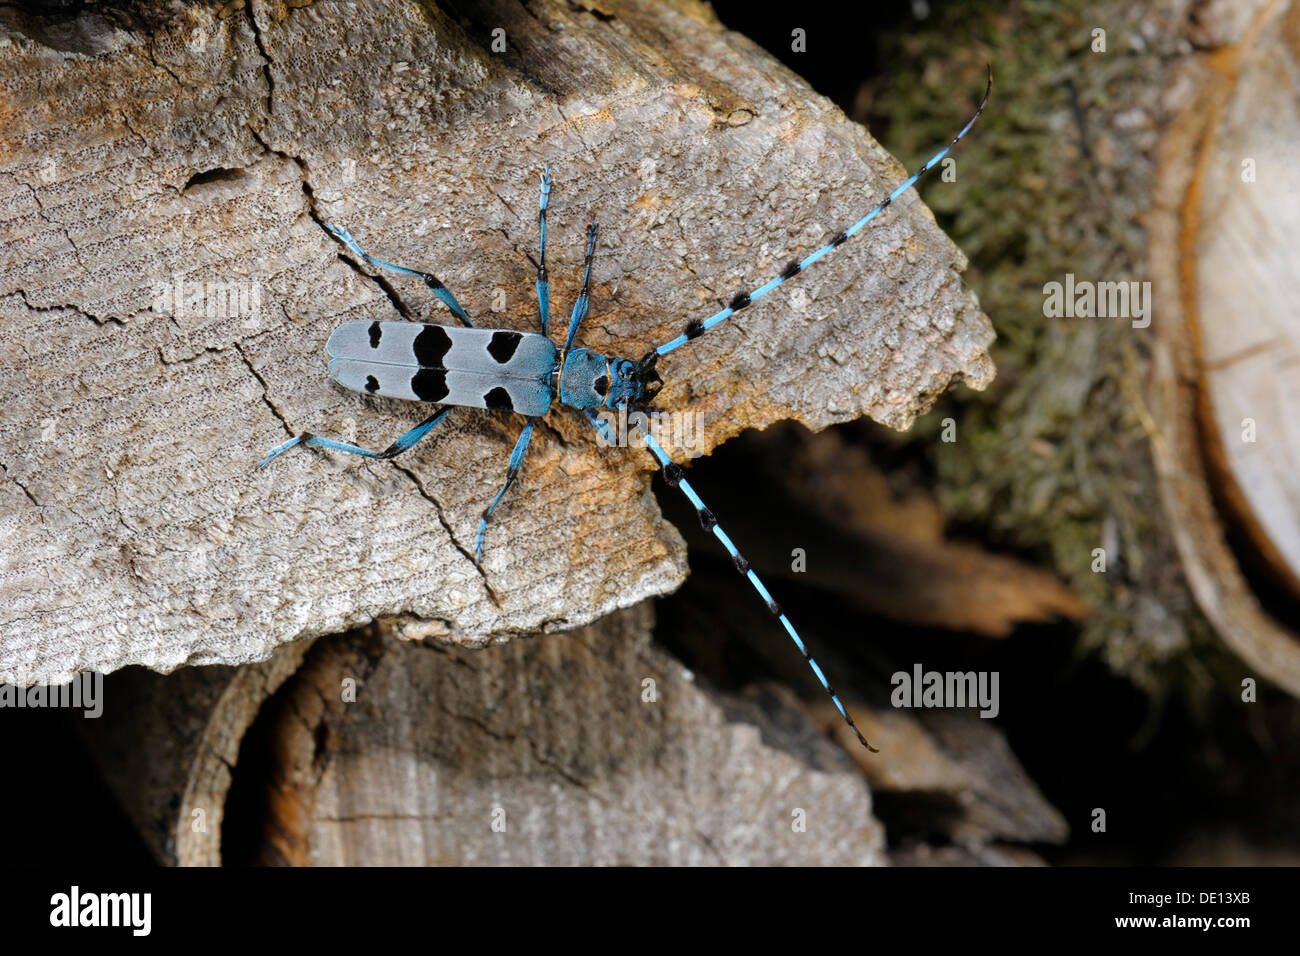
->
[6, 0, 1296, 865]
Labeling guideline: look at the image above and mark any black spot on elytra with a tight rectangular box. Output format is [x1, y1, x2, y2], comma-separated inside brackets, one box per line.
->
[364, 375, 380, 393]
[411, 368, 449, 402]
[593, 375, 609, 396]
[487, 330, 522, 364]
[412, 324, 453, 368]
[483, 386, 513, 411]
[368, 321, 382, 348]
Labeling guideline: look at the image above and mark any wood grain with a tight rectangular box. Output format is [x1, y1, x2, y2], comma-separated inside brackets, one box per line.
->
[1187, 0, 1300, 598]
[81, 602, 886, 865]
[1146, 0, 1300, 695]
[0, 0, 993, 685]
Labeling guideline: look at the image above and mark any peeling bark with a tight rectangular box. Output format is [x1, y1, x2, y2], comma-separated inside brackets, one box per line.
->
[0, 0, 992, 685]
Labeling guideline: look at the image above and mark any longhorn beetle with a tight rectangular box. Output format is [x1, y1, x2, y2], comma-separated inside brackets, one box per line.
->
[260, 68, 991, 752]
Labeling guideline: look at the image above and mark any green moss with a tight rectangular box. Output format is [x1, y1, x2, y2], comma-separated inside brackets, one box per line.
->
[864, 0, 1237, 699]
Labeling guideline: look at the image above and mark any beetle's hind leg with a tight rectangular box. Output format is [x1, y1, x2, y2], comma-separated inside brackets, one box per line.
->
[258, 407, 454, 469]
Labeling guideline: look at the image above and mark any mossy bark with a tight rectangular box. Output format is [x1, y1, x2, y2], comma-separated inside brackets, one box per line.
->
[861, 0, 1249, 701]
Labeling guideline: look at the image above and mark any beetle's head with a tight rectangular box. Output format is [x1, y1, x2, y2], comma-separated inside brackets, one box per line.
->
[560, 348, 662, 410]
[604, 351, 662, 409]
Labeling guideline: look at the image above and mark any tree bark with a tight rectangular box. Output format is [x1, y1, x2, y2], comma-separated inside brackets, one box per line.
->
[82, 603, 898, 865]
[865, 0, 1300, 699]
[0, 0, 993, 686]
[80, 600, 1068, 865]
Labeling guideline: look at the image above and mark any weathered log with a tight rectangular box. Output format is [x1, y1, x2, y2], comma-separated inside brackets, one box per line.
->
[1183, 1, 1300, 600]
[80, 595, 1066, 865]
[76, 638, 313, 866]
[0, 0, 993, 686]
[704, 424, 1089, 637]
[1146, 0, 1300, 695]
[657, 558, 1070, 852]
[82, 603, 890, 865]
